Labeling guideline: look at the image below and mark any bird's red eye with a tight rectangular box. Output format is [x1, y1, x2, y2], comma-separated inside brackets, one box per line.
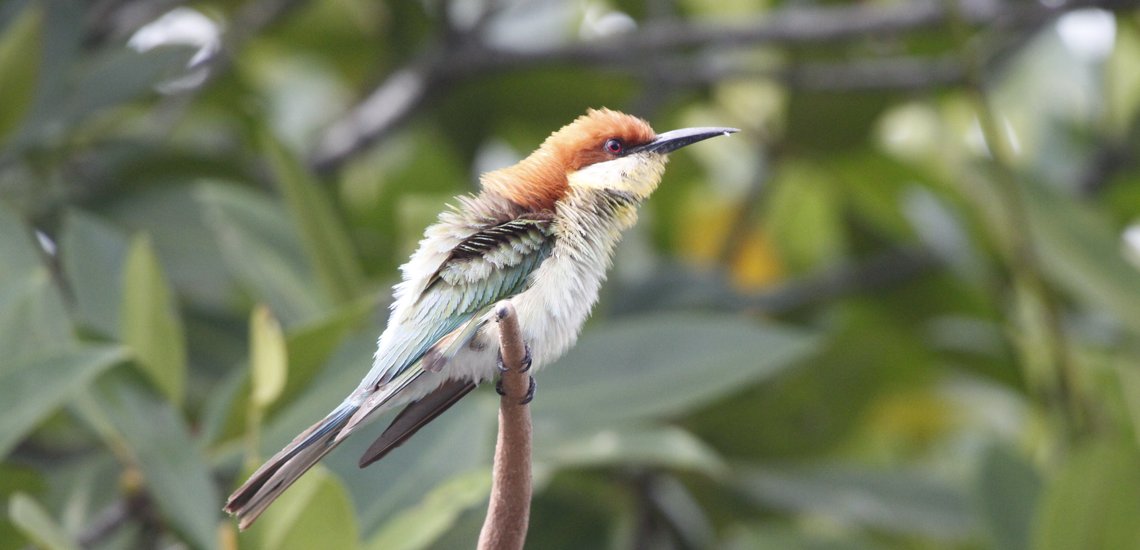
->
[604, 138, 623, 154]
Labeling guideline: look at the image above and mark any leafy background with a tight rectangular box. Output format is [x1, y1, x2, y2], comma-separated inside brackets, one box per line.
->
[2, 0, 1140, 548]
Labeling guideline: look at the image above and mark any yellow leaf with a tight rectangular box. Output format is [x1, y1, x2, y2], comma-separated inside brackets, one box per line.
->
[676, 193, 784, 290]
[250, 305, 288, 409]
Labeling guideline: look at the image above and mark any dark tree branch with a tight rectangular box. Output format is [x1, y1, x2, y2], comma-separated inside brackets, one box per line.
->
[477, 302, 533, 550]
[311, 59, 441, 174]
[778, 56, 965, 91]
[503, 0, 1129, 57]
[436, 0, 1129, 74]
[77, 499, 131, 548]
[309, 0, 1133, 173]
[551, 55, 968, 91]
[76, 492, 152, 549]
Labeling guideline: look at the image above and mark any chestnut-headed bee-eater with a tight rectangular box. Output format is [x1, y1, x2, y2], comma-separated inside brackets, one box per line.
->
[225, 108, 737, 528]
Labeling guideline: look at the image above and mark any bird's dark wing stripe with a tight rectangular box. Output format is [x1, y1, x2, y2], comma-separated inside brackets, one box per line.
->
[358, 378, 477, 467]
[374, 215, 555, 386]
[449, 219, 544, 261]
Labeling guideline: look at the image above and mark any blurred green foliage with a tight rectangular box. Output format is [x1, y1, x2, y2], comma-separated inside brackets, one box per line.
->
[2, 0, 1140, 548]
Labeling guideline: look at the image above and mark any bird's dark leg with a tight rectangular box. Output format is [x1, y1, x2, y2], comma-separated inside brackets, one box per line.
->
[495, 344, 534, 404]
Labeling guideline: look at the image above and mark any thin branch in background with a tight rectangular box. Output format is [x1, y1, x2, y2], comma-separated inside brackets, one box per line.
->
[968, 90, 1088, 433]
[948, 2, 1089, 434]
[629, 471, 714, 549]
[477, 302, 533, 550]
[77, 499, 130, 548]
[436, 0, 1124, 71]
[76, 491, 151, 548]
[780, 56, 965, 91]
[308, 0, 1127, 174]
[311, 60, 441, 174]
[598, 55, 967, 92]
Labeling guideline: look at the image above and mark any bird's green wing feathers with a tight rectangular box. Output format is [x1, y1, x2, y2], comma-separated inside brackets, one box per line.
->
[371, 215, 555, 388]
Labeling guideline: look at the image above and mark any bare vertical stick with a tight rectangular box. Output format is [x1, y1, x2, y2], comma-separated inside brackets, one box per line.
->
[477, 302, 533, 550]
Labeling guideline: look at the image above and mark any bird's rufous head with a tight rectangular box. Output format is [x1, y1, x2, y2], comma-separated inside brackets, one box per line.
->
[482, 108, 736, 210]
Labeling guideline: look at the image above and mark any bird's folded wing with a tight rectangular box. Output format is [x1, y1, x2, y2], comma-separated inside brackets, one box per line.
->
[358, 213, 555, 402]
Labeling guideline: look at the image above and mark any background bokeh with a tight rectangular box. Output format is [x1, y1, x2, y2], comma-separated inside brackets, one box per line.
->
[2, 0, 1139, 548]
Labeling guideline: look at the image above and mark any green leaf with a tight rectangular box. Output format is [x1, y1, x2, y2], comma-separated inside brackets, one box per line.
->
[59, 209, 129, 337]
[536, 425, 727, 477]
[1034, 440, 1140, 550]
[0, 203, 73, 368]
[0, 203, 42, 282]
[60, 45, 194, 127]
[8, 493, 77, 550]
[0, 464, 46, 546]
[241, 466, 358, 550]
[0, 0, 80, 158]
[198, 362, 250, 447]
[976, 444, 1041, 550]
[722, 522, 888, 550]
[365, 470, 490, 550]
[263, 133, 365, 304]
[740, 465, 975, 541]
[0, 345, 125, 459]
[281, 295, 376, 406]
[1025, 181, 1140, 337]
[103, 183, 237, 311]
[95, 380, 220, 550]
[533, 314, 819, 428]
[1118, 365, 1140, 446]
[250, 305, 288, 410]
[1107, 19, 1140, 137]
[196, 182, 327, 326]
[6, 36, 193, 156]
[0, 1, 40, 145]
[763, 160, 848, 272]
[120, 234, 187, 406]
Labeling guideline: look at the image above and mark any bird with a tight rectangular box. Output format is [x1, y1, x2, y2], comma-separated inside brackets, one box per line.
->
[224, 108, 737, 528]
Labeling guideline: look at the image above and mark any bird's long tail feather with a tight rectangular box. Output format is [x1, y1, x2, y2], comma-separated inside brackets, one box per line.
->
[224, 404, 358, 529]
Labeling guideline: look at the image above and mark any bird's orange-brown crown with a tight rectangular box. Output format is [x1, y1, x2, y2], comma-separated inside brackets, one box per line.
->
[481, 108, 656, 210]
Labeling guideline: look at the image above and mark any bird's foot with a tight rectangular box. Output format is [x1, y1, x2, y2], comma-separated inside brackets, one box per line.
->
[520, 375, 536, 405]
[496, 344, 532, 373]
[495, 374, 536, 405]
[495, 343, 534, 404]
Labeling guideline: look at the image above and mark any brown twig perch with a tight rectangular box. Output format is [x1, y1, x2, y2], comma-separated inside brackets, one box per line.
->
[477, 302, 533, 550]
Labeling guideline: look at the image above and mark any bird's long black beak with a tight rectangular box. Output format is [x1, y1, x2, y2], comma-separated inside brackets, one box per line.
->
[629, 127, 739, 155]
